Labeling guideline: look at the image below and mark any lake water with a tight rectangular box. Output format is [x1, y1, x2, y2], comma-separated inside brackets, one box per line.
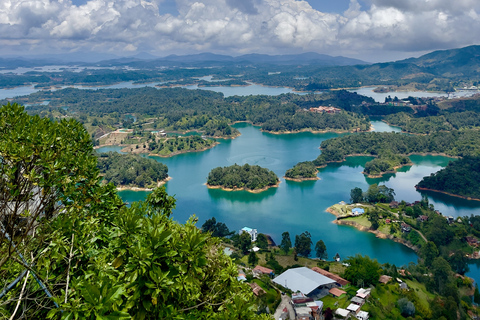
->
[112, 121, 480, 274]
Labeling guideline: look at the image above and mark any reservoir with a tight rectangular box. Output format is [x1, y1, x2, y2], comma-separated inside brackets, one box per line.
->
[115, 121, 480, 271]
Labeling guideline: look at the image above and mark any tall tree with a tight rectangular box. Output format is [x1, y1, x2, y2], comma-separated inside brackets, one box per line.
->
[295, 231, 312, 257]
[350, 187, 364, 203]
[256, 233, 269, 250]
[280, 232, 292, 254]
[315, 240, 328, 260]
[248, 250, 259, 266]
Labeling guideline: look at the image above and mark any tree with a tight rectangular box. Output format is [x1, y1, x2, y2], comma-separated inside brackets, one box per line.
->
[248, 250, 259, 266]
[448, 250, 469, 275]
[398, 298, 415, 317]
[236, 231, 252, 254]
[343, 254, 381, 287]
[295, 231, 312, 257]
[315, 240, 328, 260]
[256, 233, 269, 250]
[0, 104, 269, 319]
[432, 256, 453, 294]
[350, 187, 364, 203]
[280, 232, 291, 254]
[420, 241, 439, 267]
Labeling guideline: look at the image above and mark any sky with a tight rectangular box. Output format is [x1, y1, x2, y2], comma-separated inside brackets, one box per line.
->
[1, 0, 480, 62]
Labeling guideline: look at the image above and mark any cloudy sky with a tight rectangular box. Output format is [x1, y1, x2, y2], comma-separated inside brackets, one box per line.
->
[1, 0, 480, 62]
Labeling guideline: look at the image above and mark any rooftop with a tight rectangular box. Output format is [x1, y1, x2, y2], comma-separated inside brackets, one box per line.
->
[311, 267, 350, 286]
[273, 267, 336, 295]
[329, 287, 347, 297]
[253, 265, 274, 274]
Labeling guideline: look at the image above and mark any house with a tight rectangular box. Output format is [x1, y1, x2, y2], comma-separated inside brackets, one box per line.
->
[237, 269, 246, 282]
[385, 219, 391, 224]
[352, 208, 365, 216]
[329, 287, 347, 297]
[240, 226, 257, 241]
[309, 106, 341, 114]
[249, 282, 266, 296]
[379, 275, 392, 284]
[357, 310, 370, 320]
[351, 296, 365, 306]
[273, 267, 336, 296]
[389, 201, 399, 208]
[446, 216, 454, 224]
[347, 303, 361, 314]
[401, 222, 411, 233]
[253, 265, 274, 278]
[466, 236, 479, 247]
[356, 288, 371, 299]
[418, 215, 429, 222]
[335, 308, 350, 318]
[311, 267, 350, 287]
[294, 306, 313, 320]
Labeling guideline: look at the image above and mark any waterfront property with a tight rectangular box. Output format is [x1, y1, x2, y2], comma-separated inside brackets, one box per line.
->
[240, 226, 258, 241]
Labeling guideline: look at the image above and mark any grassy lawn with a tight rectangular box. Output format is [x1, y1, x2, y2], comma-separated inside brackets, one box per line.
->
[321, 294, 349, 310]
[405, 279, 434, 310]
[343, 215, 372, 228]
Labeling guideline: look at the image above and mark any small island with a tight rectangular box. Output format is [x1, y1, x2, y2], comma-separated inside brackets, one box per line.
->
[97, 152, 169, 190]
[206, 163, 279, 193]
[363, 153, 412, 178]
[416, 156, 480, 201]
[284, 161, 319, 181]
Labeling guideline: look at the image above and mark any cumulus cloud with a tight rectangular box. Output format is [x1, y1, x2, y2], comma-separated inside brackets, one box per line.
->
[0, 0, 480, 60]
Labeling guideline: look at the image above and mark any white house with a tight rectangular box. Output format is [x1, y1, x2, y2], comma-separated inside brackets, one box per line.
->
[240, 226, 257, 242]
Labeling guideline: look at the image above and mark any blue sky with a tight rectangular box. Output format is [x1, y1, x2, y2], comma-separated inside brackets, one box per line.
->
[1, 0, 479, 62]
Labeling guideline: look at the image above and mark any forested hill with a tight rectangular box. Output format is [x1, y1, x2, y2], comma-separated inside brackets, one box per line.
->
[16, 87, 372, 134]
[207, 164, 279, 191]
[417, 156, 480, 199]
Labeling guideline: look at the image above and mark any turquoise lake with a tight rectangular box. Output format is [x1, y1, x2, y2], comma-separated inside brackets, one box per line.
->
[109, 121, 480, 276]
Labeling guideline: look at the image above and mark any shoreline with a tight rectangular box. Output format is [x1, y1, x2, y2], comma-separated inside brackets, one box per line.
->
[415, 186, 480, 202]
[284, 176, 319, 182]
[205, 181, 280, 193]
[122, 141, 220, 157]
[362, 163, 413, 178]
[116, 176, 172, 191]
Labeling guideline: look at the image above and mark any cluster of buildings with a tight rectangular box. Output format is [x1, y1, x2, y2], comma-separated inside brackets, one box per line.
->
[271, 266, 371, 320]
[308, 106, 342, 114]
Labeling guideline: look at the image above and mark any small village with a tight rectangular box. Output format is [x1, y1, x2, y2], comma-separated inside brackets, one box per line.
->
[231, 226, 417, 320]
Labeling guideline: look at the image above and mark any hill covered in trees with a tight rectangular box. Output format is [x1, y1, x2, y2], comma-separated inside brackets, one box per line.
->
[207, 164, 279, 192]
[417, 156, 480, 199]
[97, 152, 168, 188]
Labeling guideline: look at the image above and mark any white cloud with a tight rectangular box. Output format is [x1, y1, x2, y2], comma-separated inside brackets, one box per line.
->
[0, 0, 479, 60]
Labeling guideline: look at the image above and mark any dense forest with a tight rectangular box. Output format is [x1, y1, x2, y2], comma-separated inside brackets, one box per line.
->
[11, 87, 373, 138]
[313, 131, 480, 168]
[97, 152, 168, 188]
[207, 164, 279, 191]
[417, 156, 480, 199]
[284, 161, 319, 180]
[363, 153, 412, 176]
[384, 111, 480, 134]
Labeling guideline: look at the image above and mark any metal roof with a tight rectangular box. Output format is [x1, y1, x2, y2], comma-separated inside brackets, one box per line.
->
[273, 267, 336, 295]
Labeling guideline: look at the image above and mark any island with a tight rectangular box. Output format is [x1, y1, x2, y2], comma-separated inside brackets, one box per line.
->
[147, 135, 218, 157]
[284, 161, 319, 181]
[416, 156, 480, 201]
[206, 163, 279, 193]
[97, 152, 169, 190]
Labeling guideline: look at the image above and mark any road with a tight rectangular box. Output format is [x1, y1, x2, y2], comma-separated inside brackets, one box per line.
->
[273, 294, 295, 320]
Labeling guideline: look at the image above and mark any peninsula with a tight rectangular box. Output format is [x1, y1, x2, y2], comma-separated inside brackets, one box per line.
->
[284, 161, 320, 181]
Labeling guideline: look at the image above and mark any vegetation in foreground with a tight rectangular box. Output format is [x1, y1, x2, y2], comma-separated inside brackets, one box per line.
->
[0, 103, 268, 319]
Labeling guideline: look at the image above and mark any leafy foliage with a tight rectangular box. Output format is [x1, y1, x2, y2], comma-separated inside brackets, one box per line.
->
[294, 231, 312, 257]
[280, 232, 291, 254]
[343, 254, 381, 287]
[0, 105, 267, 319]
